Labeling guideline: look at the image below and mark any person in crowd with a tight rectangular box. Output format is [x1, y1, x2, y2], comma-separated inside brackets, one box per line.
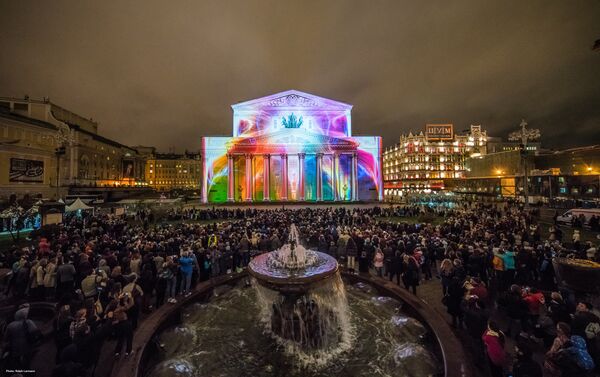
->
[501, 284, 528, 338]
[2, 303, 40, 370]
[161, 256, 178, 304]
[544, 322, 572, 376]
[179, 250, 194, 297]
[547, 292, 571, 325]
[483, 320, 507, 377]
[56, 256, 77, 299]
[462, 296, 488, 363]
[122, 274, 143, 330]
[439, 258, 454, 296]
[106, 292, 135, 357]
[373, 247, 384, 277]
[571, 302, 599, 340]
[402, 254, 419, 295]
[445, 273, 465, 328]
[522, 286, 545, 334]
[512, 341, 542, 377]
[53, 304, 73, 362]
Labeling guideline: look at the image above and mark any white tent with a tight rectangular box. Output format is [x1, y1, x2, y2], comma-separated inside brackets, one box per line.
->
[65, 198, 94, 212]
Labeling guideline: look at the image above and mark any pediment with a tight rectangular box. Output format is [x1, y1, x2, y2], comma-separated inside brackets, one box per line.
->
[231, 90, 352, 111]
[232, 129, 358, 147]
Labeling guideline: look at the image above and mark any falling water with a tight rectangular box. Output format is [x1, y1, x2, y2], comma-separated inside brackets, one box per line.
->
[253, 272, 353, 368]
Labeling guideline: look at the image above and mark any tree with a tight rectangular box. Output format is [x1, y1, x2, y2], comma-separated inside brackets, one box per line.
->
[0, 203, 39, 243]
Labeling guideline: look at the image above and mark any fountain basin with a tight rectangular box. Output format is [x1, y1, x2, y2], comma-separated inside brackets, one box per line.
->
[109, 271, 472, 377]
[248, 251, 339, 294]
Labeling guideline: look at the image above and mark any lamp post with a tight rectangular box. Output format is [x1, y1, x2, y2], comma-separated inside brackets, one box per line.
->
[509, 119, 541, 207]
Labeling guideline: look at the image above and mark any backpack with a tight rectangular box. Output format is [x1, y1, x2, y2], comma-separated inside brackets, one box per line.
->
[585, 322, 600, 339]
[492, 255, 504, 271]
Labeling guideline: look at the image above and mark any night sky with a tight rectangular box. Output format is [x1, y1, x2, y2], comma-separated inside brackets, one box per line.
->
[1, 1, 599, 151]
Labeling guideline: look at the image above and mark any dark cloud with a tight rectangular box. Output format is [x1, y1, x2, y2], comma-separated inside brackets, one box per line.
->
[1, 0, 599, 150]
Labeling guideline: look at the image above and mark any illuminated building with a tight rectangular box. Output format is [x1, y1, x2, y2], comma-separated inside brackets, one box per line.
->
[455, 145, 600, 202]
[142, 149, 202, 191]
[201, 90, 382, 203]
[383, 124, 487, 199]
[0, 96, 146, 200]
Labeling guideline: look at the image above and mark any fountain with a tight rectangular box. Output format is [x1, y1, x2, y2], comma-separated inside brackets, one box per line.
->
[248, 224, 349, 352]
[144, 224, 444, 377]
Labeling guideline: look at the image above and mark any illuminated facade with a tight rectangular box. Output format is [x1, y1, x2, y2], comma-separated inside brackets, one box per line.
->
[201, 90, 382, 203]
[383, 125, 487, 199]
[144, 151, 202, 191]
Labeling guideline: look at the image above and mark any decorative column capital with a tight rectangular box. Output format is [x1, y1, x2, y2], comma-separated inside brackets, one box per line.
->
[280, 153, 287, 160]
[263, 153, 270, 159]
[298, 153, 305, 159]
[244, 153, 252, 159]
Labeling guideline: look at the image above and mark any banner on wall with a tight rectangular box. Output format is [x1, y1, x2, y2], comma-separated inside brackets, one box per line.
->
[9, 158, 44, 183]
[122, 160, 134, 178]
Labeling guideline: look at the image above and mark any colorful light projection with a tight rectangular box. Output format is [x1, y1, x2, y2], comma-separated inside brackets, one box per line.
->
[201, 90, 382, 203]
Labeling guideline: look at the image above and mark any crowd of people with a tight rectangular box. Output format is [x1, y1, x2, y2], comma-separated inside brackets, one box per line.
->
[0, 202, 599, 377]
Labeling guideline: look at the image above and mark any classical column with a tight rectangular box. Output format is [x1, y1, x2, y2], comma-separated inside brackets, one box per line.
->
[333, 153, 340, 201]
[245, 154, 253, 201]
[298, 153, 305, 201]
[201, 159, 208, 203]
[263, 154, 270, 201]
[227, 154, 234, 202]
[316, 153, 323, 201]
[281, 154, 288, 200]
[352, 152, 359, 201]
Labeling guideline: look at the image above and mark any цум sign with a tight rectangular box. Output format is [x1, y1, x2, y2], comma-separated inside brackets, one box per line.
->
[426, 124, 454, 141]
[9, 158, 44, 183]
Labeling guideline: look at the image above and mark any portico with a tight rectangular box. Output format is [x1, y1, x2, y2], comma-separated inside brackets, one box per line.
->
[201, 90, 382, 203]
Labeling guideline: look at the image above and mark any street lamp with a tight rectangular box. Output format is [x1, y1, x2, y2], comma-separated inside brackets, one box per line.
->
[509, 119, 541, 207]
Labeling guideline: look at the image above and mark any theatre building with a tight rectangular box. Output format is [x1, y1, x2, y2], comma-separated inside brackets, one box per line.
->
[201, 90, 382, 203]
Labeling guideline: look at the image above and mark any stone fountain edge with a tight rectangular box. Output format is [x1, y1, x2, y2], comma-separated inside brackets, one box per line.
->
[110, 271, 471, 377]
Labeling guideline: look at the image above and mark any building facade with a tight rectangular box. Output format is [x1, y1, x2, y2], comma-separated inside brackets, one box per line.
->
[143, 149, 202, 191]
[457, 145, 600, 203]
[201, 90, 383, 203]
[383, 124, 487, 200]
[0, 96, 147, 201]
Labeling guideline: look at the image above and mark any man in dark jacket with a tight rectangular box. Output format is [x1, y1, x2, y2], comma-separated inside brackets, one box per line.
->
[512, 341, 542, 377]
[503, 285, 528, 338]
[463, 296, 489, 363]
[3, 304, 40, 370]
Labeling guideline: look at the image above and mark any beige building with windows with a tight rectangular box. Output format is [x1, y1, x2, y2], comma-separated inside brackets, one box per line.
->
[383, 124, 487, 200]
[0, 96, 146, 201]
[141, 149, 202, 191]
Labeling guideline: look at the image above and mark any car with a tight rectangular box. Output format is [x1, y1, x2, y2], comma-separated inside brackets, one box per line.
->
[556, 208, 600, 226]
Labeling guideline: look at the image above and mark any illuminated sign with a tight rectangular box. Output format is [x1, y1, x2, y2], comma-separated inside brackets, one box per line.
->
[426, 124, 454, 141]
